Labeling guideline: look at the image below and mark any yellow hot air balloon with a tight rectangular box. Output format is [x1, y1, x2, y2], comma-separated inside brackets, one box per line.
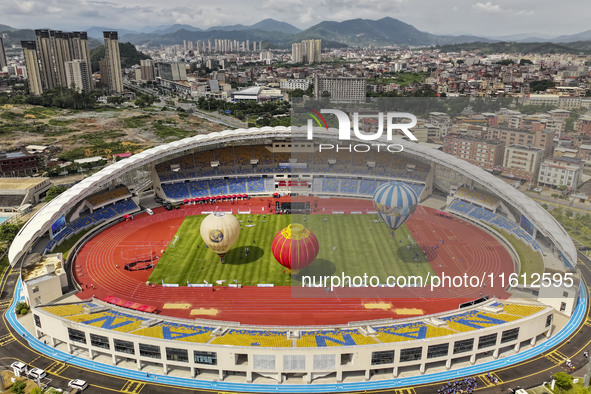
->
[199, 212, 241, 263]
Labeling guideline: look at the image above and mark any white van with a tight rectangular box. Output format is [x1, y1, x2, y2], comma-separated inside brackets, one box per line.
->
[28, 368, 46, 380]
[146, 208, 154, 215]
[10, 361, 27, 376]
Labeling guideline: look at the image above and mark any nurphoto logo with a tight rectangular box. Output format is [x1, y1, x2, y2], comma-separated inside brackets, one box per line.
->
[306, 109, 418, 152]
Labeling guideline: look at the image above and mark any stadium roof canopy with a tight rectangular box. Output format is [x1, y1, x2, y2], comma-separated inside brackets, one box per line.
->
[9, 126, 577, 269]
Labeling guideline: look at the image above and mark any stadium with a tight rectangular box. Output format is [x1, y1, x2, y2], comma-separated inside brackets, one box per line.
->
[6, 125, 584, 390]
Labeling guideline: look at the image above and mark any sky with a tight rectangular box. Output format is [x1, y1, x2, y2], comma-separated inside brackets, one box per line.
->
[0, 0, 589, 38]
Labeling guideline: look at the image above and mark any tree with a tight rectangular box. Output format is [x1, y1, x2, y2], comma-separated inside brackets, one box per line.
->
[553, 372, 572, 390]
[30, 388, 42, 394]
[135, 93, 156, 108]
[0, 222, 21, 244]
[290, 89, 305, 98]
[10, 380, 26, 394]
[321, 90, 331, 98]
[519, 59, 533, 65]
[45, 185, 68, 202]
[529, 79, 555, 93]
[107, 96, 126, 105]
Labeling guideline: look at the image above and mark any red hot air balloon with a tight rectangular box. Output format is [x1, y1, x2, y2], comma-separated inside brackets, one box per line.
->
[271, 223, 319, 275]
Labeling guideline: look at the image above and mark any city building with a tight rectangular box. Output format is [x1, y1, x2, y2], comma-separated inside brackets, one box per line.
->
[0, 36, 6, 70]
[21, 41, 44, 96]
[65, 60, 91, 92]
[35, 29, 57, 90]
[442, 135, 505, 171]
[538, 157, 584, 190]
[0, 151, 40, 176]
[231, 86, 283, 102]
[103, 31, 123, 93]
[157, 62, 187, 81]
[98, 58, 110, 90]
[503, 144, 543, 182]
[575, 115, 591, 136]
[291, 39, 321, 64]
[314, 75, 366, 102]
[279, 79, 311, 91]
[487, 127, 555, 158]
[140, 59, 155, 81]
[51, 31, 71, 88]
[69, 32, 93, 90]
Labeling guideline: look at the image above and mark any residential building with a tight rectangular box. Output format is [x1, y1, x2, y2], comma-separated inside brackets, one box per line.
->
[65, 60, 91, 92]
[21, 41, 43, 95]
[0, 37, 6, 70]
[575, 115, 591, 136]
[538, 157, 584, 190]
[487, 127, 555, 158]
[51, 31, 71, 88]
[291, 39, 321, 64]
[140, 59, 155, 81]
[69, 32, 93, 89]
[103, 31, 123, 93]
[35, 29, 57, 90]
[442, 135, 505, 171]
[503, 144, 543, 182]
[157, 62, 187, 81]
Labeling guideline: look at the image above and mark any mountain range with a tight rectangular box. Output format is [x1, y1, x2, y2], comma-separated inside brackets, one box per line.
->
[2, 17, 591, 50]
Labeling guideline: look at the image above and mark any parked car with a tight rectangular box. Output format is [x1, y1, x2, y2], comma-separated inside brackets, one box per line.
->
[145, 208, 154, 215]
[68, 379, 88, 391]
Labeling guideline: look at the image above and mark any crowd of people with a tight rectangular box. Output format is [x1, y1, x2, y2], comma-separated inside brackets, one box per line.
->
[437, 377, 478, 394]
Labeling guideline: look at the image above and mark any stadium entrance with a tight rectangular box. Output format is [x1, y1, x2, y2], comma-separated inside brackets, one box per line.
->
[276, 201, 310, 214]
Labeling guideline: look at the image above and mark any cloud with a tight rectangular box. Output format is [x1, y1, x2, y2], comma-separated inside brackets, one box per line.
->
[472, 2, 503, 13]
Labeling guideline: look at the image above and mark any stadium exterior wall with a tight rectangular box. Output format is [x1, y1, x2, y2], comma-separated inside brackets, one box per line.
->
[32, 304, 553, 384]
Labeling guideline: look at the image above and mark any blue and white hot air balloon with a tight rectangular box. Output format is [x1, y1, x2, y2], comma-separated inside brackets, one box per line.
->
[372, 182, 419, 232]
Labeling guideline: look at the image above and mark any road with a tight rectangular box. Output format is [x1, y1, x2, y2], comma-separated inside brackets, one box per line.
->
[0, 260, 589, 393]
[123, 81, 247, 129]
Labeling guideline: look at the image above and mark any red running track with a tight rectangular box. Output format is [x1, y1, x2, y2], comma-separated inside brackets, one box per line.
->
[73, 197, 513, 326]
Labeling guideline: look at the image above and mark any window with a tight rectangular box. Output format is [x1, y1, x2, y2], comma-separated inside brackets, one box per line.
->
[67, 328, 86, 344]
[478, 333, 497, 349]
[563, 291, 569, 298]
[90, 334, 110, 349]
[33, 314, 41, 328]
[235, 353, 248, 365]
[341, 353, 353, 365]
[453, 338, 474, 354]
[114, 339, 135, 354]
[139, 344, 161, 359]
[501, 328, 519, 344]
[427, 343, 449, 359]
[194, 351, 217, 365]
[166, 347, 188, 363]
[371, 350, 395, 365]
[546, 314, 553, 327]
[400, 347, 422, 362]
[560, 302, 566, 312]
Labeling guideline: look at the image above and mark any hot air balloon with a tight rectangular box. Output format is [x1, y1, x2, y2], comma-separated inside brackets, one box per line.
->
[372, 182, 419, 233]
[199, 212, 241, 263]
[271, 223, 319, 276]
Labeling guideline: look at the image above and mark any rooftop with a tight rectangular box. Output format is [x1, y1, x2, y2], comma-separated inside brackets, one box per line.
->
[22, 253, 63, 282]
[0, 177, 48, 190]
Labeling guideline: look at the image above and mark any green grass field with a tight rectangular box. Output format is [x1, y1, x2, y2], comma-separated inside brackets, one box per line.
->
[148, 214, 434, 286]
